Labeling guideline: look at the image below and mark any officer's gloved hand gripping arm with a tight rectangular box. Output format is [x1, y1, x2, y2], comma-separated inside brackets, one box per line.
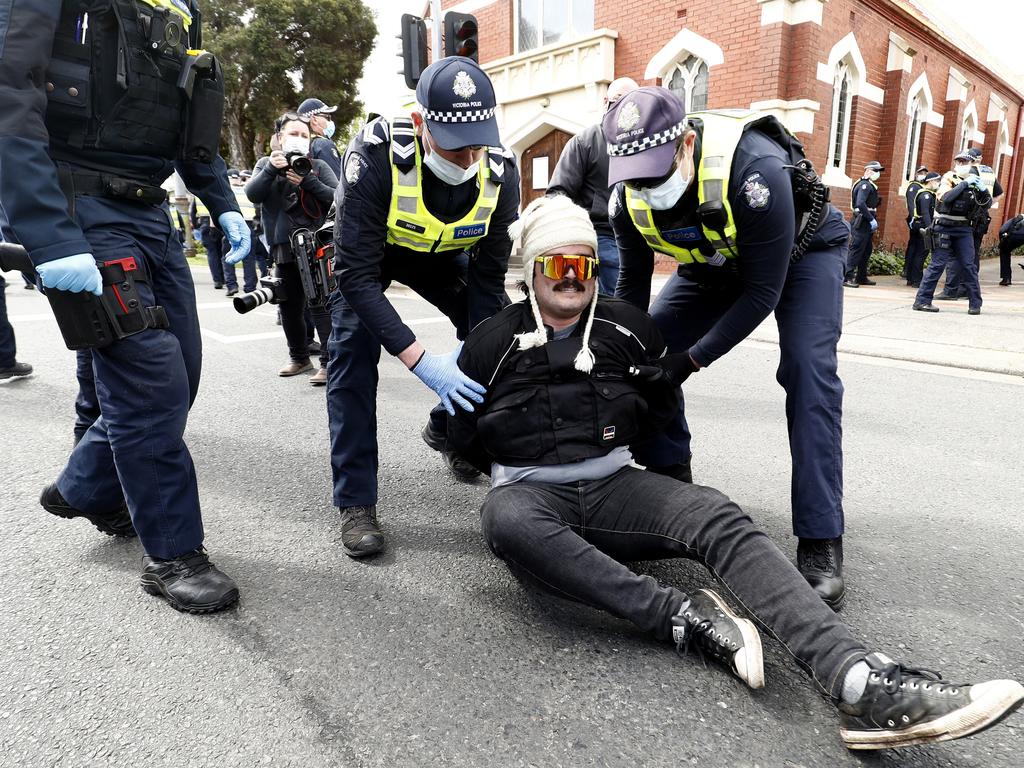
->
[0, 2, 100, 294]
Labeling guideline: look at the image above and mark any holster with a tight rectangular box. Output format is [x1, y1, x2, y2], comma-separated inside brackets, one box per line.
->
[850, 212, 864, 230]
[179, 52, 225, 164]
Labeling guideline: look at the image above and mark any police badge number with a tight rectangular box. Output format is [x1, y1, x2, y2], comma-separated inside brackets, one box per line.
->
[743, 174, 771, 210]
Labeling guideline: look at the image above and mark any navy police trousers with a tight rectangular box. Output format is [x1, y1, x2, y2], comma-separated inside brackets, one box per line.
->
[632, 243, 846, 540]
[325, 253, 473, 508]
[57, 196, 205, 559]
[916, 224, 981, 311]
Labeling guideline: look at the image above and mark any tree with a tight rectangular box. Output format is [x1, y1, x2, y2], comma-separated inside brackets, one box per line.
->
[201, 0, 376, 169]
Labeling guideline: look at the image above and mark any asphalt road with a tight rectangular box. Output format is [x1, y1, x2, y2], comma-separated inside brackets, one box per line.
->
[2, 269, 1022, 768]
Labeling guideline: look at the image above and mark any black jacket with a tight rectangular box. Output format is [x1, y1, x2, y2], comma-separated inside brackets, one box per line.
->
[546, 123, 614, 237]
[449, 296, 681, 474]
[245, 156, 338, 257]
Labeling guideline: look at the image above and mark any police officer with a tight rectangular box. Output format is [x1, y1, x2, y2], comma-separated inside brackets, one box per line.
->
[907, 171, 941, 287]
[546, 77, 639, 295]
[224, 169, 264, 293]
[191, 194, 230, 291]
[605, 87, 852, 608]
[0, 0, 249, 612]
[298, 97, 343, 178]
[843, 161, 883, 288]
[0, 273, 32, 379]
[997, 213, 1024, 286]
[938, 148, 1003, 299]
[327, 57, 521, 557]
[913, 159, 990, 314]
[903, 166, 928, 286]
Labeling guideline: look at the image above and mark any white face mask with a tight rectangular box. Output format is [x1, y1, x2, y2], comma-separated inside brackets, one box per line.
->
[422, 135, 480, 186]
[282, 136, 310, 156]
[954, 164, 972, 178]
[868, 171, 880, 182]
[323, 120, 336, 139]
[633, 166, 690, 210]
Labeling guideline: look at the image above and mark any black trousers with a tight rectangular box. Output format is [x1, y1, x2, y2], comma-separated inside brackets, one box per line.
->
[276, 261, 331, 366]
[999, 233, 1024, 281]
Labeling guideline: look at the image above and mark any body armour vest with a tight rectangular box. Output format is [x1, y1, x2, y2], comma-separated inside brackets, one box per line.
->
[45, 0, 196, 159]
[936, 181, 983, 220]
[625, 110, 805, 265]
[385, 117, 503, 253]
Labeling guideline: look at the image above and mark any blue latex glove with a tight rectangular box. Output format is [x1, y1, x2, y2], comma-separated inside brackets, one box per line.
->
[869, 218, 878, 232]
[411, 342, 486, 415]
[966, 175, 986, 190]
[219, 211, 251, 264]
[35, 253, 103, 296]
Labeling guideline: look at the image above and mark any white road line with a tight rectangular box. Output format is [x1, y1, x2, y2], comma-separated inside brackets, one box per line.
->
[199, 314, 450, 344]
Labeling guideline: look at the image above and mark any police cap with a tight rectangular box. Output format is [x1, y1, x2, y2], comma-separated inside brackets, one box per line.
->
[916, 165, 929, 175]
[923, 171, 941, 182]
[298, 98, 338, 118]
[954, 149, 973, 162]
[415, 57, 499, 150]
[966, 147, 983, 160]
[864, 160, 884, 172]
[602, 86, 686, 187]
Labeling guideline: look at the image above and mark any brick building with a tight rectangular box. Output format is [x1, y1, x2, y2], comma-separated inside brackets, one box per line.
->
[437, 0, 1023, 249]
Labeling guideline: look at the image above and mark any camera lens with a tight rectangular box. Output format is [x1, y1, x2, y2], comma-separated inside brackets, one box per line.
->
[289, 155, 312, 177]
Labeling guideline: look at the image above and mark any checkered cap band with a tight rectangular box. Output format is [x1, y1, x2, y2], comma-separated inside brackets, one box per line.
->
[423, 107, 496, 124]
[607, 121, 686, 157]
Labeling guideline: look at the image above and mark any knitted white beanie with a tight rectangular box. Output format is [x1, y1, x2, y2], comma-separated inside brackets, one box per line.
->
[507, 195, 600, 372]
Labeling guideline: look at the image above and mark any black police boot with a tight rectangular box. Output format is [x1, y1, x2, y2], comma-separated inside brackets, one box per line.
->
[645, 458, 693, 483]
[840, 653, 1024, 750]
[913, 303, 939, 313]
[421, 421, 482, 482]
[797, 536, 846, 610]
[0, 361, 32, 379]
[935, 292, 959, 301]
[339, 505, 386, 558]
[856, 278, 877, 286]
[39, 483, 136, 538]
[671, 588, 764, 690]
[140, 548, 239, 614]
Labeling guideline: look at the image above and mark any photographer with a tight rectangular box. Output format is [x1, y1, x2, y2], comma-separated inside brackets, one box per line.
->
[246, 113, 339, 382]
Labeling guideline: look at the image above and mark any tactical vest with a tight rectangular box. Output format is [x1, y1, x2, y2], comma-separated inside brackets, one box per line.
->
[911, 188, 933, 222]
[905, 181, 922, 218]
[385, 117, 503, 253]
[936, 176, 983, 220]
[45, 0, 198, 159]
[624, 110, 804, 265]
[976, 164, 997, 191]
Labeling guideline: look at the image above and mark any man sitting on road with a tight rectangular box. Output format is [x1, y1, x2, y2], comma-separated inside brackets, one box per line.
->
[447, 195, 1024, 751]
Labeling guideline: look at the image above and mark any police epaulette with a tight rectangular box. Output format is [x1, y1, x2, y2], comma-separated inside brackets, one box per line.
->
[390, 116, 416, 167]
[487, 147, 512, 185]
[362, 117, 390, 147]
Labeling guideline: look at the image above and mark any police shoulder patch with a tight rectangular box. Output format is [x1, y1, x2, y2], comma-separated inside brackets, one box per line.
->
[741, 172, 771, 211]
[345, 154, 367, 186]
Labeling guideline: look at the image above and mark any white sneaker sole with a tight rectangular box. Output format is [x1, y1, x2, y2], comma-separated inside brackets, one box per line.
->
[699, 588, 764, 690]
[841, 679, 1024, 750]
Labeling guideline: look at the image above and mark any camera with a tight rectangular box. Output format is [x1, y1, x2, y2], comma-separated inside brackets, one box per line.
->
[284, 151, 312, 177]
[233, 274, 287, 314]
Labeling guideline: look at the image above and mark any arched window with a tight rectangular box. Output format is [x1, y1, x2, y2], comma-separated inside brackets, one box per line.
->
[827, 61, 853, 172]
[903, 95, 925, 180]
[666, 55, 709, 112]
[960, 112, 976, 153]
[994, 120, 1010, 181]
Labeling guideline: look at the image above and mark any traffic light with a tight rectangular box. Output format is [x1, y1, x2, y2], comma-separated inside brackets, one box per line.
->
[398, 13, 428, 90]
[444, 12, 479, 62]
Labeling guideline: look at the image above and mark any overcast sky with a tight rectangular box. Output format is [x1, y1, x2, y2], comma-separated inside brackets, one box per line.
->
[355, 0, 1024, 117]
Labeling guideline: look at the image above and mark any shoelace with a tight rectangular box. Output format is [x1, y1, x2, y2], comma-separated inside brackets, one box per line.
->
[675, 618, 732, 669]
[801, 542, 834, 573]
[172, 549, 213, 579]
[876, 662, 963, 696]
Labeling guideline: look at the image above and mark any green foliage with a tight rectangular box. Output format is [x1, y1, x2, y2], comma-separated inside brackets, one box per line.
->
[868, 247, 905, 276]
[202, 0, 376, 168]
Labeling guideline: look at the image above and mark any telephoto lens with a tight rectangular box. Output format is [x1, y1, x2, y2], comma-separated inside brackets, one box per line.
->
[233, 275, 286, 314]
[285, 152, 312, 177]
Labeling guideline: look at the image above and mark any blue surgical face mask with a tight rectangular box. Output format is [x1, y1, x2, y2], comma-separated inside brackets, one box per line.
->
[323, 120, 336, 139]
[423, 134, 480, 186]
[634, 166, 690, 210]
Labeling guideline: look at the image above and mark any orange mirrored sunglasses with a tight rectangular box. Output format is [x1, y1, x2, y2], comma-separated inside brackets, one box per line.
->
[534, 254, 599, 281]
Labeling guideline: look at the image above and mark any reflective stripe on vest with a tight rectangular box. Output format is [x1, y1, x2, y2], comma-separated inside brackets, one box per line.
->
[911, 188, 931, 221]
[624, 109, 763, 265]
[977, 165, 997, 191]
[385, 118, 500, 253]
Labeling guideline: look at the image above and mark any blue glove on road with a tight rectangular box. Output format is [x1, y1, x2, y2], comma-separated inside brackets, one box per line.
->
[869, 218, 878, 232]
[411, 342, 486, 415]
[219, 211, 251, 265]
[35, 253, 103, 296]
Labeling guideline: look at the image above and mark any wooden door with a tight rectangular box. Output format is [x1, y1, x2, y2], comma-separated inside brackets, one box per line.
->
[520, 129, 573, 208]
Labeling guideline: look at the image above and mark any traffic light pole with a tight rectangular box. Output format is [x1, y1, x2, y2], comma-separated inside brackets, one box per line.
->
[430, 0, 442, 63]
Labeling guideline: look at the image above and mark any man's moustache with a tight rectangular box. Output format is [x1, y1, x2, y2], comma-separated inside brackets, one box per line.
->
[554, 279, 584, 291]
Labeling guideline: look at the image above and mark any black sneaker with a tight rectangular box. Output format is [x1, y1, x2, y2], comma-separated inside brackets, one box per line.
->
[225, 287, 238, 297]
[339, 505, 386, 558]
[39, 483, 136, 538]
[0, 361, 33, 379]
[672, 588, 764, 689]
[842, 280, 860, 288]
[140, 548, 239, 614]
[857, 278, 877, 286]
[646, 459, 693, 483]
[913, 303, 939, 313]
[840, 653, 1024, 750]
[967, 307, 981, 315]
[797, 537, 845, 610]
[421, 421, 482, 482]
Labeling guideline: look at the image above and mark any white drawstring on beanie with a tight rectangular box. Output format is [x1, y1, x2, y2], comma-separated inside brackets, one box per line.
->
[508, 196, 600, 372]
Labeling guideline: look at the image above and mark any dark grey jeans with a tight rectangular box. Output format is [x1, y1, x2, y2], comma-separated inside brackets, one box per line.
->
[480, 467, 867, 700]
